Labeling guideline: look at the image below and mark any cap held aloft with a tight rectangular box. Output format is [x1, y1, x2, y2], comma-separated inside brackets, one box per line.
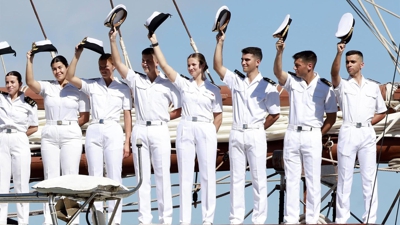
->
[104, 4, 128, 30]
[0, 41, 16, 56]
[273, 14, 292, 42]
[31, 40, 58, 55]
[335, 13, 355, 44]
[144, 11, 171, 36]
[211, 5, 231, 34]
[79, 37, 105, 55]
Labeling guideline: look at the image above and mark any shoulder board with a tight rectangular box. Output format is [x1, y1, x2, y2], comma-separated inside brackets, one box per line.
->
[180, 74, 190, 80]
[24, 96, 36, 107]
[234, 69, 245, 79]
[367, 78, 380, 84]
[263, 77, 276, 85]
[0, 90, 8, 95]
[134, 71, 146, 77]
[288, 71, 296, 76]
[320, 78, 332, 87]
[88, 77, 100, 81]
[209, 81, 220, 89]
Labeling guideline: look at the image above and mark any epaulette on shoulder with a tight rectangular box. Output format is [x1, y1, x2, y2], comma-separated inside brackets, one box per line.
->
[234, 69, 245, 79]
[134, 71, 146, 77]
[367, 78, 380, 84]
[320, 78, 332, 87]
[263, 77, 276, 85]
[24, 96, 36, 107]
[0, 90, 8, 95]
[288, 71, 297, 76]
[89, 77, 100, 81]
[180, 74, 190, 80]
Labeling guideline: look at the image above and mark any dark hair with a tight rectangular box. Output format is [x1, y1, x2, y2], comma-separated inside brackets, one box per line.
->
[187, 53, 209, 72]
[241, 47, 263, 61]
[6, 71, 22, 84]
[292, 50, 317, 67]
[142, 48, 154, 55]
[99, 53, 113, 64]
[50, 55, 68, 68]
[346, 50, 363, 60]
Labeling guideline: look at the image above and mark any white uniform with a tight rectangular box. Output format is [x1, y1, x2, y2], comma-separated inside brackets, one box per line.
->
[0, 92, 38, 225]
[80, 77, 131, 225]
[334, 76, 386, 224]
[282, 73, 337, 224]
[123, 70, 180, 224]
[38, 81, 90, 225]
[173, 73, 222, 224]
[223, 69, 280, 224]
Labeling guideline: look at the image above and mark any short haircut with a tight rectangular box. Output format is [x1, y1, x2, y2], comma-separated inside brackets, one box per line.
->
[99, 53, 113, 64]
[346, 50, 363, 61]
[142, 48, 154, 55]
[241, 47, 263, 61]
[292, 50, 317, 67]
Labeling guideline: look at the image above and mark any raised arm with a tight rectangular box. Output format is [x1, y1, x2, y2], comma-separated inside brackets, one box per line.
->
[25, 51, 41, 94]
[273, 38, 288, 85]
[66, 45, 83, 89]
[330, 43, 345, 88]
[213, 31, 227, 80]
[148, 33, 178, 82]
[109, 28, 129, 79]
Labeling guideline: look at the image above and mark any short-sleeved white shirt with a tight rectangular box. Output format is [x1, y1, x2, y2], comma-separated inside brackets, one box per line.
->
[123, 70, 181, 122]
[334, 76, 386, 123]
[173, 73, 222, 120]
[0, 93, 38, 132]
[282, 72, 337, 128]
[38, 81, 90, 121]
[80, 77, 131, 121]
[222, 69, 280, 126]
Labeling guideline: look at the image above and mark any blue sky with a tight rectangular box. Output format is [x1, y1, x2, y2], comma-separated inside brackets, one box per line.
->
[0, 0, 399, 224]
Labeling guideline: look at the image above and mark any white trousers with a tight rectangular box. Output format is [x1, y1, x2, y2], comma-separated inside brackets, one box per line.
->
[0, 132, 31, 225]
[229, 127, 267, 224]
[131, 124, 173, 224]
[176, 120, 217, 224]
[41, 124, 83, 225]
[335, 125, 378, 224]
[85, 122, 124, 225]
[283, 128, 322, 224]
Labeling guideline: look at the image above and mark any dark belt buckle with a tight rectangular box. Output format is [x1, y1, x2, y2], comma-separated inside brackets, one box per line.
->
[57, 120, 62, 125]
[192, 117, 198, 122]
[6, 129, 12, 133]
[356, 123, 362, 128]
[243, 124, 248, 129]
[99, 119, 104, 124]
[297, 126, 302, 131]
[146, 121, 151, 126]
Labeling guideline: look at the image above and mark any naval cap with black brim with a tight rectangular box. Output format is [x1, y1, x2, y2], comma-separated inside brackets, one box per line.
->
[211, 5, 231, 34]
[335, 13, 355, 44]
[272, 14, 292, 42]
[0, 41, 16, 56]
[31, 40, 58, 55]
[144, 11, 171, 36]
[104, 4, 127, 30]
[79, 37, 105, 55]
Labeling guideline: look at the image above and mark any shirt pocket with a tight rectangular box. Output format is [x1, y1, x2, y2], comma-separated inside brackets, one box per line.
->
[344, 89, 357, 107]
[365, 92, 378, 110]
[12, 106, 29, 124]
[108, 89, 124, 109]
[63, 95, 79, 109]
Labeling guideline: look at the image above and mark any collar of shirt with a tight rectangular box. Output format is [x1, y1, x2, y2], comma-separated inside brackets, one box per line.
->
[300, 72, 319, 89]
[244, 73, 263, 86]
[346, 75, 368, 88]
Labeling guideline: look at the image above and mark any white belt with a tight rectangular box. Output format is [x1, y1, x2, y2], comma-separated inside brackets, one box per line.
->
[0, 128, 19, 133]
[91, 119, 118, 124]
[46, 120, 78, 125]
[287, 124, 319, 132]
[136, 120, 165, 126]
[182, 116, 212, 123]
[343, 121, 371, 128]
[232, 124, 263, 130]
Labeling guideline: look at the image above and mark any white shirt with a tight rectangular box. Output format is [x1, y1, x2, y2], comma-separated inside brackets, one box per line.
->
[123, 70, 181, 122]
[0, 92, 38, 132]
[38, 81, 90, 121]
[283, 72, 337, 128]
[80, 77, 131, 121]
[223, 69, 280, 126]
[335, 76, 387, 123]
[174, 73, 222, 120]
